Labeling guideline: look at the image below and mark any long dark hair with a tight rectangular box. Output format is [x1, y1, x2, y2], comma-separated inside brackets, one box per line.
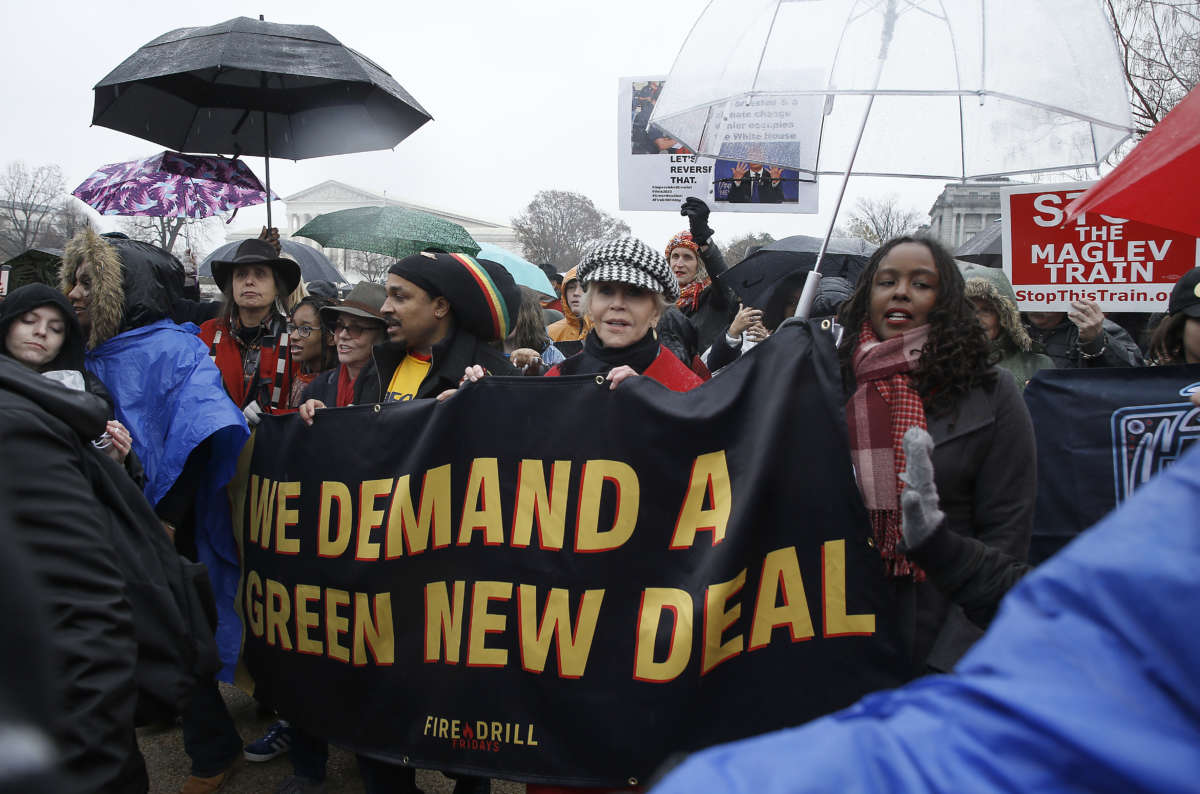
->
[837, 236, 994, 417]
[1147, 311, 1190, 364]
[508, 287, 552, 352]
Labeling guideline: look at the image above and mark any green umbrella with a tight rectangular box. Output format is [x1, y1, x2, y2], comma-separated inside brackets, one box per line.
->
[293, 206, 480, 261]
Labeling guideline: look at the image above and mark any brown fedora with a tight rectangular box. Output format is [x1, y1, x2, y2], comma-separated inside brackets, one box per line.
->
[210, 238, 302, 295]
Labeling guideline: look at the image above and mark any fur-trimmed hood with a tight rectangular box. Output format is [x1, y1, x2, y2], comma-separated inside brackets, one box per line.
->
[60, 229, 185, 349]
[960, 262, 1033, 353]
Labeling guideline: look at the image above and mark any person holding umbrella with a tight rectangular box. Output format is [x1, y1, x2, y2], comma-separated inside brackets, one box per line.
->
[198, 239, 302, 423]
[667, 198, 738, 355]
[835, 236, 1036, 675]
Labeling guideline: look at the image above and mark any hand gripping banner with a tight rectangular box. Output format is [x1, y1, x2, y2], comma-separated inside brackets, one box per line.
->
[233, 322, 908, 787]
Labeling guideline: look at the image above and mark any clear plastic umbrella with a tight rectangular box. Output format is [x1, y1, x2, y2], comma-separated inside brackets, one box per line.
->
[651, 0, 1134, 316]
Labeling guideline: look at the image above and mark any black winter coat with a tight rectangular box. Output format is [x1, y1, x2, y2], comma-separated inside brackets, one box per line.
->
[1023, 316, 1143, 368]
[904, 370, 1036, 673]
[0, 358, 220, 793]
[360, 328, 518, 403]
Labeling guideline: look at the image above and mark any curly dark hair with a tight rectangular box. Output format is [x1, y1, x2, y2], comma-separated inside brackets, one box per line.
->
[836, 236, 994, 417]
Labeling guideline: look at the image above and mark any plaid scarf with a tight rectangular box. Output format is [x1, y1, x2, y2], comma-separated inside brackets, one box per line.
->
[676, 278, 710, 314]
[846, 321, 931, 579]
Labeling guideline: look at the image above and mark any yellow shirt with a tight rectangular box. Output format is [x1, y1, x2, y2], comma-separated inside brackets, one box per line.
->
[384, 352, 432, 402]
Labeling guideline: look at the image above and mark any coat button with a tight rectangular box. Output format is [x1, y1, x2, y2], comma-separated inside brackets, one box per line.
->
[866, 537, 876, 549]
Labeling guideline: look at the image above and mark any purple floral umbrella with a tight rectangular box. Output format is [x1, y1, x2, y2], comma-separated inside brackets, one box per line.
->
[71, 151, 277, 219]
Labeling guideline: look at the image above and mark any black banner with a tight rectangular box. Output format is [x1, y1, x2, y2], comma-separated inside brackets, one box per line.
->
[1025, 364, 1200, 564]
[234, 323, 908, 787]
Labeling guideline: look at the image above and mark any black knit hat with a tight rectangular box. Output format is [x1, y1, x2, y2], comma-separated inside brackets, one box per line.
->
[210, 238, 302, 295]
[388, 252, 519, 341]
[1168, 268, 1200, 318]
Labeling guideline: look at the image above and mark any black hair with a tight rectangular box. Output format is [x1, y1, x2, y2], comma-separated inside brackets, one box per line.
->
[1147, 311, 1193, 364]
[837, 236, 994, 417]
[290, 295, 338, 372]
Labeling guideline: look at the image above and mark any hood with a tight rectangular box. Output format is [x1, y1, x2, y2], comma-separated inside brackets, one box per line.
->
[960, 262, 1032, 352]
[559, 266, 588, 329]
[0, 355, 108, 441]
[0, 283, 87, 373]
[60, 229, 185, 349]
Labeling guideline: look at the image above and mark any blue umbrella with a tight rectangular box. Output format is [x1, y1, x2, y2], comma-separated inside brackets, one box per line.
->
[200, 239, 347, 285]
[475, 243, 555, 297]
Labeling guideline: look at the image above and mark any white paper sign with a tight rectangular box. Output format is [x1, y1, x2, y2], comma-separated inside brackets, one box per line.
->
[618, 77, 818, 214]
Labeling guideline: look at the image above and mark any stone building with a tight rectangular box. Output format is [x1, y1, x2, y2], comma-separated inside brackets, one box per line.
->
[927, 177, 1018, 250]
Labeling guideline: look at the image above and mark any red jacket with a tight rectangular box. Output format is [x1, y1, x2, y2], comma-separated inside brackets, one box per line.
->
[197, 318, 296, 414]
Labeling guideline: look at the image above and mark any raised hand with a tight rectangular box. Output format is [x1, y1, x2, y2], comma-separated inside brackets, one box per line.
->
[899, 427, 945, 550]
[732, 162, 749, 181]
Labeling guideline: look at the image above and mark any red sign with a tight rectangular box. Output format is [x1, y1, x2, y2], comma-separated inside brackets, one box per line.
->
[1002, 182, 1199, 312]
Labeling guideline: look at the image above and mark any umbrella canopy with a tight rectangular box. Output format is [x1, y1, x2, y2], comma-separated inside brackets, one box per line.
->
[1065, 85, 1200, 237]
[2, 248, 63, 291]
[199, 239, 346, 285]
[650, 0, 1133, 179]
[293, 206, 480, 261]
[72, 151, 274, 219]
[954, 219, 1003, 267]
[723, 236, 875, 307]
[92, 17, 431, 160]
[474, 243, 556, 297]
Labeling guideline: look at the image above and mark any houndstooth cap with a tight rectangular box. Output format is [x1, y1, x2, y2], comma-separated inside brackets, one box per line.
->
[577, 237, 680, 302]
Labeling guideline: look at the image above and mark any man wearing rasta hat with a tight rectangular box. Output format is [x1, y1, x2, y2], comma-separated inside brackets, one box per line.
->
[198, 238, 303, 423]
[299, 251, 519, 423]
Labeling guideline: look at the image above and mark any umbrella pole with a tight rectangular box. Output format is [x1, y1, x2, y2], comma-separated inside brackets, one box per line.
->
[263, 111, 273, 230]
[795, 0, 897, 320]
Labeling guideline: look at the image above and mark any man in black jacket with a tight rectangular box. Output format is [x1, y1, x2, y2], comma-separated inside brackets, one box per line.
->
[1023, 298, 1143, 368]
[300, 252, 519, 424]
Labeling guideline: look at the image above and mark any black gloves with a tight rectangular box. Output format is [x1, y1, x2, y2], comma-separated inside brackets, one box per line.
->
[681, 197, 714, 247]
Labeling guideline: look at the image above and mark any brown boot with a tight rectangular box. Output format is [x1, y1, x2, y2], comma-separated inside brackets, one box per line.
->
[180, 757, 243, 793]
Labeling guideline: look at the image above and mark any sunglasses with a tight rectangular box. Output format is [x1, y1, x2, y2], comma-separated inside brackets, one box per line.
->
[333, 320, 381, 338]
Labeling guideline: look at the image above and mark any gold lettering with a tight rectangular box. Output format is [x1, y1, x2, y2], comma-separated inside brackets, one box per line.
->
[701, 569, 746, 674]
[318, 481, 352, 557]
[822, 540, 875, 636]
[353, 592, 394, 665]
[325, 588, 351, 663]
[356, 478, 393, 561]
[670, 451, 732, 548]
[274, 481, 301, 555]
[633, 588, 692, 682]
[575, 460, 640, 552]
[294, 584, 323, 655]
[458, 458, 504, 546]
[467, 581, 512, 667]
[264, 577, 293, 650]
[517, 585, 604, 677]
[749, 546, 815, 650]
[511, 460, 571, 550]
[386, 465, 452, 557]
[424, 581, 466, 664]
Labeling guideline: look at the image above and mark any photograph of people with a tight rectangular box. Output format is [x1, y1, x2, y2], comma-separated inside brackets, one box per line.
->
[630, 80, 692, 155]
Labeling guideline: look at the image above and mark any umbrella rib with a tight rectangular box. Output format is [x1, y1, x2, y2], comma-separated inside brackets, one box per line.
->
[750, 1, 785, 93]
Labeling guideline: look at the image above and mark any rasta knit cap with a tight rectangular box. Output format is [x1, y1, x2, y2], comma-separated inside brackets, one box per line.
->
[388, 251, 519, 341]
[578, 237, 680, 302]
[664, 231, 700, 259]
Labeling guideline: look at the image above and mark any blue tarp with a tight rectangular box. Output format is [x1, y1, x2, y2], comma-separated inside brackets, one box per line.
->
[87, 320, 249, 680]
[652, 446, 1200, 793]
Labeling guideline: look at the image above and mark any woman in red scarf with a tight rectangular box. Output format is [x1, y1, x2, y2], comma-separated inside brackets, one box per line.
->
[297, 282, 389, 411]
[836, 236, 1036, 677]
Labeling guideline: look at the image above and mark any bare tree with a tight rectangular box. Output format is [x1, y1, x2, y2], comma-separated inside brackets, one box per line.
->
[838, 195, 925, 246]
[118, 215, 221, 255]
[0, 162, 67, 258]
[348, 250, 393, 284]
[42, 198, 95, 249]
[722, 232, 776, 265]
[1106, 0, 1200, 136]
[512, 190, 631, 270]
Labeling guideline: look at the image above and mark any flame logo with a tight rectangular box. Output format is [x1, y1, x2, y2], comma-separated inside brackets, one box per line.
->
[462, 723, 474, 740]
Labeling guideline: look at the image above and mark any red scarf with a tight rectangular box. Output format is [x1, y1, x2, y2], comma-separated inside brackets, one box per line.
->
[676, 278, 710, 314]
[846, 321, 931, 579]
[335, 364, 355, 408]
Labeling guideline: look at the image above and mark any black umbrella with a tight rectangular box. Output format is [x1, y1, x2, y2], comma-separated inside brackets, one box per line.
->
[92, 16, 432, 227]
[954, 220, 1003, 267]
[722, 235, 876, 308]
[199, 239, 347, 285]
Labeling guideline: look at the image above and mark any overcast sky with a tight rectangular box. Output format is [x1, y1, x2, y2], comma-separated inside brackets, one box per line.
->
[2, 0, 975, 255]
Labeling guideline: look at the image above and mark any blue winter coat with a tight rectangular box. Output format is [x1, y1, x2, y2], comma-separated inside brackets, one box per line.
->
[652, 445, 1200, 793]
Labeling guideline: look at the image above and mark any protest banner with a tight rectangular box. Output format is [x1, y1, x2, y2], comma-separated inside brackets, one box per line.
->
[234, 323, 908, 787]
[1001, 181, 1200, 312]
[618, 77, 818, 214]
[1024, 364, 1200, 564]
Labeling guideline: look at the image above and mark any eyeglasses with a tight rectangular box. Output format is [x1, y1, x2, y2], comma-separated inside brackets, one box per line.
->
[286, 323, 317, 339]
[333, 320, 379, 338]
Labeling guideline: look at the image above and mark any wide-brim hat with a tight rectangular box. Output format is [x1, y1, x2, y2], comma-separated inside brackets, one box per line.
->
[319, 282, 387, 329]
[388, 252, 519, 341]
[210, 238, 302, 296]
[578, 237, 680, 302]
[1168, 268, 1200, 318]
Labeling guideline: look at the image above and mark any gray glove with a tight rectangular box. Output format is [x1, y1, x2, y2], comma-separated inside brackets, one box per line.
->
[899, 427, 944, 550]
[243, 399, 264, 428]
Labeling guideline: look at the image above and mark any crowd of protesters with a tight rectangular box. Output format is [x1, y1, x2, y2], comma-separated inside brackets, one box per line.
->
[0, 193, 1196, 794]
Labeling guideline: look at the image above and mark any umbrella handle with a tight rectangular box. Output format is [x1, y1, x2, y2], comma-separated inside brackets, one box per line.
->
[794, 0, 895, 321]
